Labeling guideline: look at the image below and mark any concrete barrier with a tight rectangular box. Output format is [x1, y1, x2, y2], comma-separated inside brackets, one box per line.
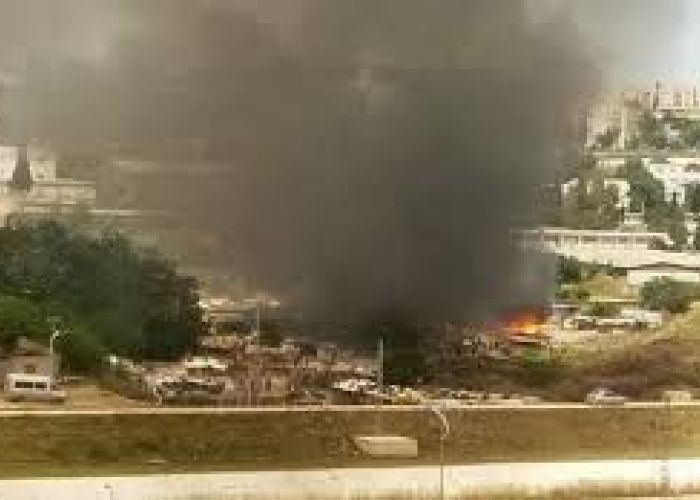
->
[352, 435, 419, 458]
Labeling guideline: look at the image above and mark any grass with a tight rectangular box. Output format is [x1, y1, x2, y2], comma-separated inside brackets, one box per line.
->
[583, 274, 638, 301]
[556, 302, 700, 399]
[0, 405, 698, 478]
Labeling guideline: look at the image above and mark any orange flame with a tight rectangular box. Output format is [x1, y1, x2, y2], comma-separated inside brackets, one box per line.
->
[501, 309, 547, 337]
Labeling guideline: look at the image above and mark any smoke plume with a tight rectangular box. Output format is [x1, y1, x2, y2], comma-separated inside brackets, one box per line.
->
[0, 1, 681, 323]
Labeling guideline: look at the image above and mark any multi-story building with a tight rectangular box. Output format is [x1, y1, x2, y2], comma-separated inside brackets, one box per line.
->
[645, 157, 700, 205]
[0, 144, 98, 223]
[586, 81, 700, 150]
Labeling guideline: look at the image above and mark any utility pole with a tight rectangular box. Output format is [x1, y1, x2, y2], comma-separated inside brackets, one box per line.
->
[48, 317, 63, 380]
[376, 336, 384, 434]
[249, 299, 262, 407]
[661, 397, 672, 495]
[255, 300, 261, 342]
[430, 404, 450, 500]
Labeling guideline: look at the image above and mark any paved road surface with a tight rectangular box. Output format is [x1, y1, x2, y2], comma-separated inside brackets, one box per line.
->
[0, 401, 696, 416]
[1, 458, 700, 499]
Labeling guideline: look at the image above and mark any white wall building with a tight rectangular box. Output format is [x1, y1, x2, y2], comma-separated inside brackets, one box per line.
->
[516, 227, 671, 256]
[0, 146, 18, 181]
[646, 158, 700, 205]
[626, 262, 700, 286]
[515, 227, 700, 286]
[0, 144, 101, 227]
[0, 145, 57, 182]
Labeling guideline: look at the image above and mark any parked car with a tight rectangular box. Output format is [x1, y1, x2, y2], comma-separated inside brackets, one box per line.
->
[5, 374, 67, 403]
[585, 388, 627, 406]
[661, 390, 693, 403]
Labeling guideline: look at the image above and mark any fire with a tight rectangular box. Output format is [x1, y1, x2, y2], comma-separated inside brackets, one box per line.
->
[501, 309, 547, 337]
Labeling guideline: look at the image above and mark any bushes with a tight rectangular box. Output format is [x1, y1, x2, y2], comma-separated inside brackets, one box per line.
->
[640, 278, 700, 314]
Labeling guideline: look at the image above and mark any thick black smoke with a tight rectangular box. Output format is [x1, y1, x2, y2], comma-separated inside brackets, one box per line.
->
[0, 1, 679, 323]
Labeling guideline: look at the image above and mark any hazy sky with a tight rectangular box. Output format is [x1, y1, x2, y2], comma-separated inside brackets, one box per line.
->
[0, 0, 696, 101]
[571, 0, 699, 85]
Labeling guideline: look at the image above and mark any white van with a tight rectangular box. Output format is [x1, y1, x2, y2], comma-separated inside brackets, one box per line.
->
[5, 374, 67, 403]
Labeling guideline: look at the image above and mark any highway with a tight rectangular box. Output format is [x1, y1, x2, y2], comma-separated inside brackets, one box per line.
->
[2, 458, 700, 499]
[0, 400, 696, 416]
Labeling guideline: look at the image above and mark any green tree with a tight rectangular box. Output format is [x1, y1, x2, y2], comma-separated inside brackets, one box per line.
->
[556, 285, 590, 303]
[594, 127, 620, 150]
[693, 218, 700, 251]
[640, 278, 700, 314]
[0, 221, 204, 370]
[618, 159, 665, 213]
[586, 301, 620, 318]
[687, 183, 700, 213]
[638, 111, 668, 150]
[666, 211, 688, 250]
[556, 256, 583, 285]
[676, 119, 700, 149]
[0, 296, 49, 351]
[560, 174, 621, 230]
[618, 158, 688, 248]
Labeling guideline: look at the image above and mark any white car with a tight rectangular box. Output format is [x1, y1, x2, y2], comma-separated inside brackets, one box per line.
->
[5, 374, 67, 403]
[585, 388, 627, 406]
[662, 390, 693, 403]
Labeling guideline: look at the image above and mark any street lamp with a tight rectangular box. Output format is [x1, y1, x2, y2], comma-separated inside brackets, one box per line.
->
[429, 404, 451, 500]
[49, 329, 62, 359]
[47, 317, 64, 380]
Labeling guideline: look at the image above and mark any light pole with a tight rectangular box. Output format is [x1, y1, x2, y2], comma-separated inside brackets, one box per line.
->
[376, 336, 384, 434]
[429, 404, 450, 500]
[255, 299, 261, 343]
[48, 318, 63, 380]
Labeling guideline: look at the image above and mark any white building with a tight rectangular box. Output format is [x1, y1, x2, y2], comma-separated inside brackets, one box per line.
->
[626, 261, 700, 286]
[595, 156, 628, 173]
[516, 227, 671, 256]
[515, 227, 700, 286]
[645, 157, 700, 205]
[0, 145, 57, 182]
[0, 144, 98, 225]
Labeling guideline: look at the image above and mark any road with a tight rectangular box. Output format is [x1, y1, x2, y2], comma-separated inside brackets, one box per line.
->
[0, 401, 694, 416]
[1, 458, 700, 499]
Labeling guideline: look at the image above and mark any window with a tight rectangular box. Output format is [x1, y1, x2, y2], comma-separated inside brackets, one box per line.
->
[33, 382, 47, 391]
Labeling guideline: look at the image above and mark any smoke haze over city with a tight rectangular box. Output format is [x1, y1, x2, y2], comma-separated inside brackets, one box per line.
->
[0, 0, 690, 322]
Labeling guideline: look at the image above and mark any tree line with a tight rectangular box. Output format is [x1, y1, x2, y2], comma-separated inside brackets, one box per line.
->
[0, 221, 204, 372]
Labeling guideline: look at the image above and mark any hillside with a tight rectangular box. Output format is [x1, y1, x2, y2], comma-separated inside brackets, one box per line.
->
[563, 303, 700, 399]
